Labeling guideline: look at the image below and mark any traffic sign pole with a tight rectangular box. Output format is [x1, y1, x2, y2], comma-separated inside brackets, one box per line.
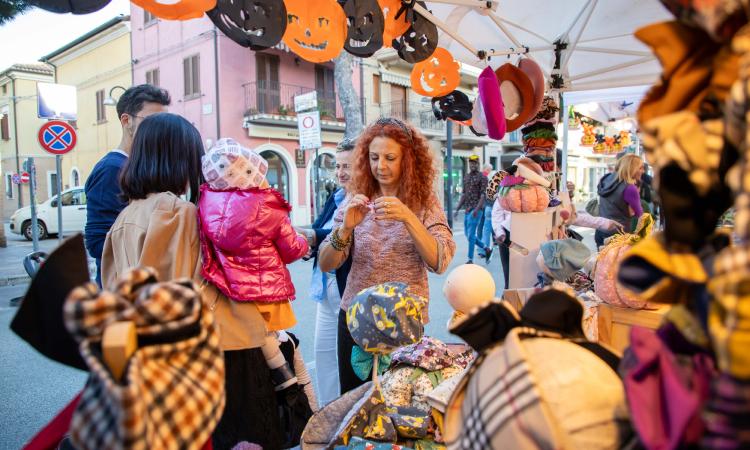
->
[27, 158, 39, 252]
[56, 155, 63, 244]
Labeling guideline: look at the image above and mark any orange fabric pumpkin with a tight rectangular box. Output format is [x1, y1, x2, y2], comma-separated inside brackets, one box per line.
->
[379, 0, 410, 47]
[282, 0, 347, 63]
[499, 185, 549, 213]
[132, 0, 215, 20]
[593, 214, 654, 309]
[410, 47, 460, 97]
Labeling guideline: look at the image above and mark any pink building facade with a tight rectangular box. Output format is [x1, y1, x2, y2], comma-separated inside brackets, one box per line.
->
[130, 5, 360, 225]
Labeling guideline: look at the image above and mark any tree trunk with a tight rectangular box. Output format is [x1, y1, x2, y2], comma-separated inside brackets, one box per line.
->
[333, 52, 363, 140]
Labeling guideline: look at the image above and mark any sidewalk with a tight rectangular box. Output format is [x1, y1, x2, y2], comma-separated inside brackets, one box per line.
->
[0, 224, 95, 286]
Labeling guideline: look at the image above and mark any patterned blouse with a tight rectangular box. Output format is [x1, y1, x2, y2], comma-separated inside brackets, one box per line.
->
[323, 195, 455, 322]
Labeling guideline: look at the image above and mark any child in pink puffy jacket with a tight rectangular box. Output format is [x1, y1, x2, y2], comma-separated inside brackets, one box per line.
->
[199, 138, 313, 402]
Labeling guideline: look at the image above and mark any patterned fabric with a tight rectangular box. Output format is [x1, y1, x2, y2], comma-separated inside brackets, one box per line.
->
[202, 138, 268, 190]
[702, 373, 750, 449]
[347, 282, 426, 354]
[325, 195, 455, 321]
[381, 365, 464, 413]
[346, 436, 412, 449]
[567, 271, 594, 293]
[660, 0, 748, 42]
[461, 171, 488, 210]
[708, 243, 750, 378]
[64, 267, 225, 450]
[390, 337, 470, 372]
[485, 170, 507, 202]
[334, 384, 398, 446]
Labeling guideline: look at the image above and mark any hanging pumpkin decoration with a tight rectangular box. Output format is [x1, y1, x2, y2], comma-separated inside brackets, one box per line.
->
[132, 0, 215, 20]
[378, 0, 410, 47]
[282, 0, 347, 63]
[410, 47, 460, 97]
[343, 0, 385, 57]
[27, 0, 110, 14]
[207, 0, 287, 50]
[392, 2, 438, 63]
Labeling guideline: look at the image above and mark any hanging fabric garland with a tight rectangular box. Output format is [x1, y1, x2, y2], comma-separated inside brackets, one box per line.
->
[207, 0, 287, 50]
[410, 47, 460, 97]
[342, 0, 385, 57]
[282, 0, 348, 63]
[131, 0, 216, 20]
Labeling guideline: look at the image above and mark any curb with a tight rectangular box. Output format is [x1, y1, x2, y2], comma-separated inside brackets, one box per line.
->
[0, 275, 31, 287]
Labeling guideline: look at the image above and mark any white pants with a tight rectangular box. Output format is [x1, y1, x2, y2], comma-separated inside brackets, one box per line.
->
[314, 274, 341, 406]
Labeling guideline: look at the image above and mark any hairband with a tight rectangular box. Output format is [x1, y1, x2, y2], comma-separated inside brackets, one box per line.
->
[375, 117, 414, 146]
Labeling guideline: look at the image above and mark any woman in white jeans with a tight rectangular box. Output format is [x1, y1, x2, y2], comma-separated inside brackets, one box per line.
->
[298, 141, 354, 405]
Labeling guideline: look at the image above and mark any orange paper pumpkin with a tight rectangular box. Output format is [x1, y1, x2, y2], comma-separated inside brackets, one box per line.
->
[282, 0, 347, 63]
[132, 0, 215, 20]
[379, 0, 410, 47]
[410, 47, 460, 97]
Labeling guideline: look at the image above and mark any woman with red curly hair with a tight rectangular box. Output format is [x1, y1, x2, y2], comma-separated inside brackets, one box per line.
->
[319, 118, 456, 393]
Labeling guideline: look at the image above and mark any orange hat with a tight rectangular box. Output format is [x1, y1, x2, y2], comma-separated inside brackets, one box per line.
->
[495, 63, 537, 132]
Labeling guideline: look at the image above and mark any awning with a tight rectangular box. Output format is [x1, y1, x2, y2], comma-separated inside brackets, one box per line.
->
[380, 72, 411, 87]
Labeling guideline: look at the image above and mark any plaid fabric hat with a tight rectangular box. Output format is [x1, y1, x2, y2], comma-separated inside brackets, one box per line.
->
[347, 282, 426, 354]
[202, 138, 268, 190]
[64, 267, 225, 450]
[709, 244, 750, 378]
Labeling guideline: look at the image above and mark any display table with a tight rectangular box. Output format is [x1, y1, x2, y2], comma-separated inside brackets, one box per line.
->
[508, 209, 556, 289]
[596, 303, 670, 353]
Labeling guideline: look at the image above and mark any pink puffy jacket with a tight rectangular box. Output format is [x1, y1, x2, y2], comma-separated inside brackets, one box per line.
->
[198, 184, 309, 303]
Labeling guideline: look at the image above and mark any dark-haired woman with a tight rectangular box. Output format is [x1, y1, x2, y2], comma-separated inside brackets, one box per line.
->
[318, 118, 456, 394]
[101, 113, 283, 450]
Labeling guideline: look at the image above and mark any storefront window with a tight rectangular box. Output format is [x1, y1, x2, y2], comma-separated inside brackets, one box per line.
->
[311, 152, 337, 219]
[260, 150, 290, 202]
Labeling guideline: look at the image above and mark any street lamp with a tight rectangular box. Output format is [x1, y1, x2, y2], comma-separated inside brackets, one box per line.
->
[103, 85, 127, 106]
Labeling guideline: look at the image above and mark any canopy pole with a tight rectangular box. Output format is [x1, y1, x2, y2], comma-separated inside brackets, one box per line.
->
[425, 0, 497, 9]
[486, 12, 545, 69]
[560, 93, 569, 192]
[413, 3, 479, 57]
[568, 56, 655, 82]
[574, 46, 652, 57]
[446, 121, 454, 228]
[561, 0, 598, 72]
[493, 17, 552, 44]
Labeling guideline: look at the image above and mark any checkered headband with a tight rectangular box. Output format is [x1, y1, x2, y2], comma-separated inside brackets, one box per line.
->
[202, 138, 268, 190]
[64, 267, 225, 450]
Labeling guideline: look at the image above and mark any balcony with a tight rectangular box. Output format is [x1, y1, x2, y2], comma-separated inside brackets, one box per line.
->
[377, 101, 445, 134]
[243, 81, 343, 129]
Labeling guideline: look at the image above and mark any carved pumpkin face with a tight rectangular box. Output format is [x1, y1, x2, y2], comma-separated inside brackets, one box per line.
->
[410, 47, 460, 97]
[132, 0, 215, 20]
[343, 0, 385, 57]
[392, 3, 438, 63]
[378, 0, 410, 47]
[431, 90, 472, 122]
[208, 0, 287, 50]
[282, 0, 347, 63]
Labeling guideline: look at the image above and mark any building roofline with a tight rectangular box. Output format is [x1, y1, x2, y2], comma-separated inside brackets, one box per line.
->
[0, 63, 54, 80]
[39, 14, 130, 63]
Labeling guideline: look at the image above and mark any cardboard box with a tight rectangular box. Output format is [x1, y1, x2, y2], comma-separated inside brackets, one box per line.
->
[596, 302, 670, 353]
[502, 288, 537, 311]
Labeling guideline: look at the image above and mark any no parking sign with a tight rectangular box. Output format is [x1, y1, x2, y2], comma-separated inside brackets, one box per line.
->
[38, 120, 77, 155]
[297, 110, 321, 150]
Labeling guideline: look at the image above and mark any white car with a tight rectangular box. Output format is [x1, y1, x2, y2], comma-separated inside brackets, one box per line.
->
[9, 187, 87, 240]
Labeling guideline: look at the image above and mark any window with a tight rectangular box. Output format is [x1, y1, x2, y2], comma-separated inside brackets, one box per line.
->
[144, 9, 156, 25]
[72, 190, 86, 205]
[372, 74, 381, 104]
[1, 109, 9, 140]
[315, 65, 336, 116]
[1, 85, 6, 94]
[70, 168, 80, 187]
[48, 172, 59, 198]
[95, 89, 106, 122]
[5, 174, 12, 199]
[183, 55, 201, 97]
[146, 68, 160, 87]
[256, 53, 280, 113]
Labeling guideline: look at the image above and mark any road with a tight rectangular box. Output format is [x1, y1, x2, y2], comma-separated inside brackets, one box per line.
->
[0, 219, 514, 449]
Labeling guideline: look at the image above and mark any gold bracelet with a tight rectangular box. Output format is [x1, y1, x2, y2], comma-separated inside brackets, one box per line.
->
[330, 227, 352, 251]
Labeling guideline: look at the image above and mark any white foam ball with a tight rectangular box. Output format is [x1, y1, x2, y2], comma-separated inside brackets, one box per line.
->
[442, 264, 496, 313]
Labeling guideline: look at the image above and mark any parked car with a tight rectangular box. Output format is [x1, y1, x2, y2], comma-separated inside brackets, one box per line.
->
[9, 187, 87, 240]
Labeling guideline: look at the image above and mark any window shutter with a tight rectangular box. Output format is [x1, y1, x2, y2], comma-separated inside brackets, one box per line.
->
[183, 57, 191, 96]
[192, 55, 201, 95]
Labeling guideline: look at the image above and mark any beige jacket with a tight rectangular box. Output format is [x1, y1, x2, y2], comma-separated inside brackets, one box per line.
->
[101, 192, 266, 349]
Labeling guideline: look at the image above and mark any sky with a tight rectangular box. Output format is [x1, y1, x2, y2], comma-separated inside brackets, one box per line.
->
[0, 0, 131, 71]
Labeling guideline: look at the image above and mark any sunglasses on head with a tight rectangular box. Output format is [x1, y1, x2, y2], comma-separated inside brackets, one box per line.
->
[375, 117, 414, 146]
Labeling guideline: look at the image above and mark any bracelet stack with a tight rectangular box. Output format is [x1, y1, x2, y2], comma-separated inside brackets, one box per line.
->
[330, 227, 352, 251]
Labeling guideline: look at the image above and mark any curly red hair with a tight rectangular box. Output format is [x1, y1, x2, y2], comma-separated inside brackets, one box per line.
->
[350, 118, 437, 212]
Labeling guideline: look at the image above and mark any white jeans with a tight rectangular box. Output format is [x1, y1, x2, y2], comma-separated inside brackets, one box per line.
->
[314, 274, 341, 406]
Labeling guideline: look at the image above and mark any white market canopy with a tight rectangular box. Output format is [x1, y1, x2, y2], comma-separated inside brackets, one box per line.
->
[421, 0, 672, 93]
